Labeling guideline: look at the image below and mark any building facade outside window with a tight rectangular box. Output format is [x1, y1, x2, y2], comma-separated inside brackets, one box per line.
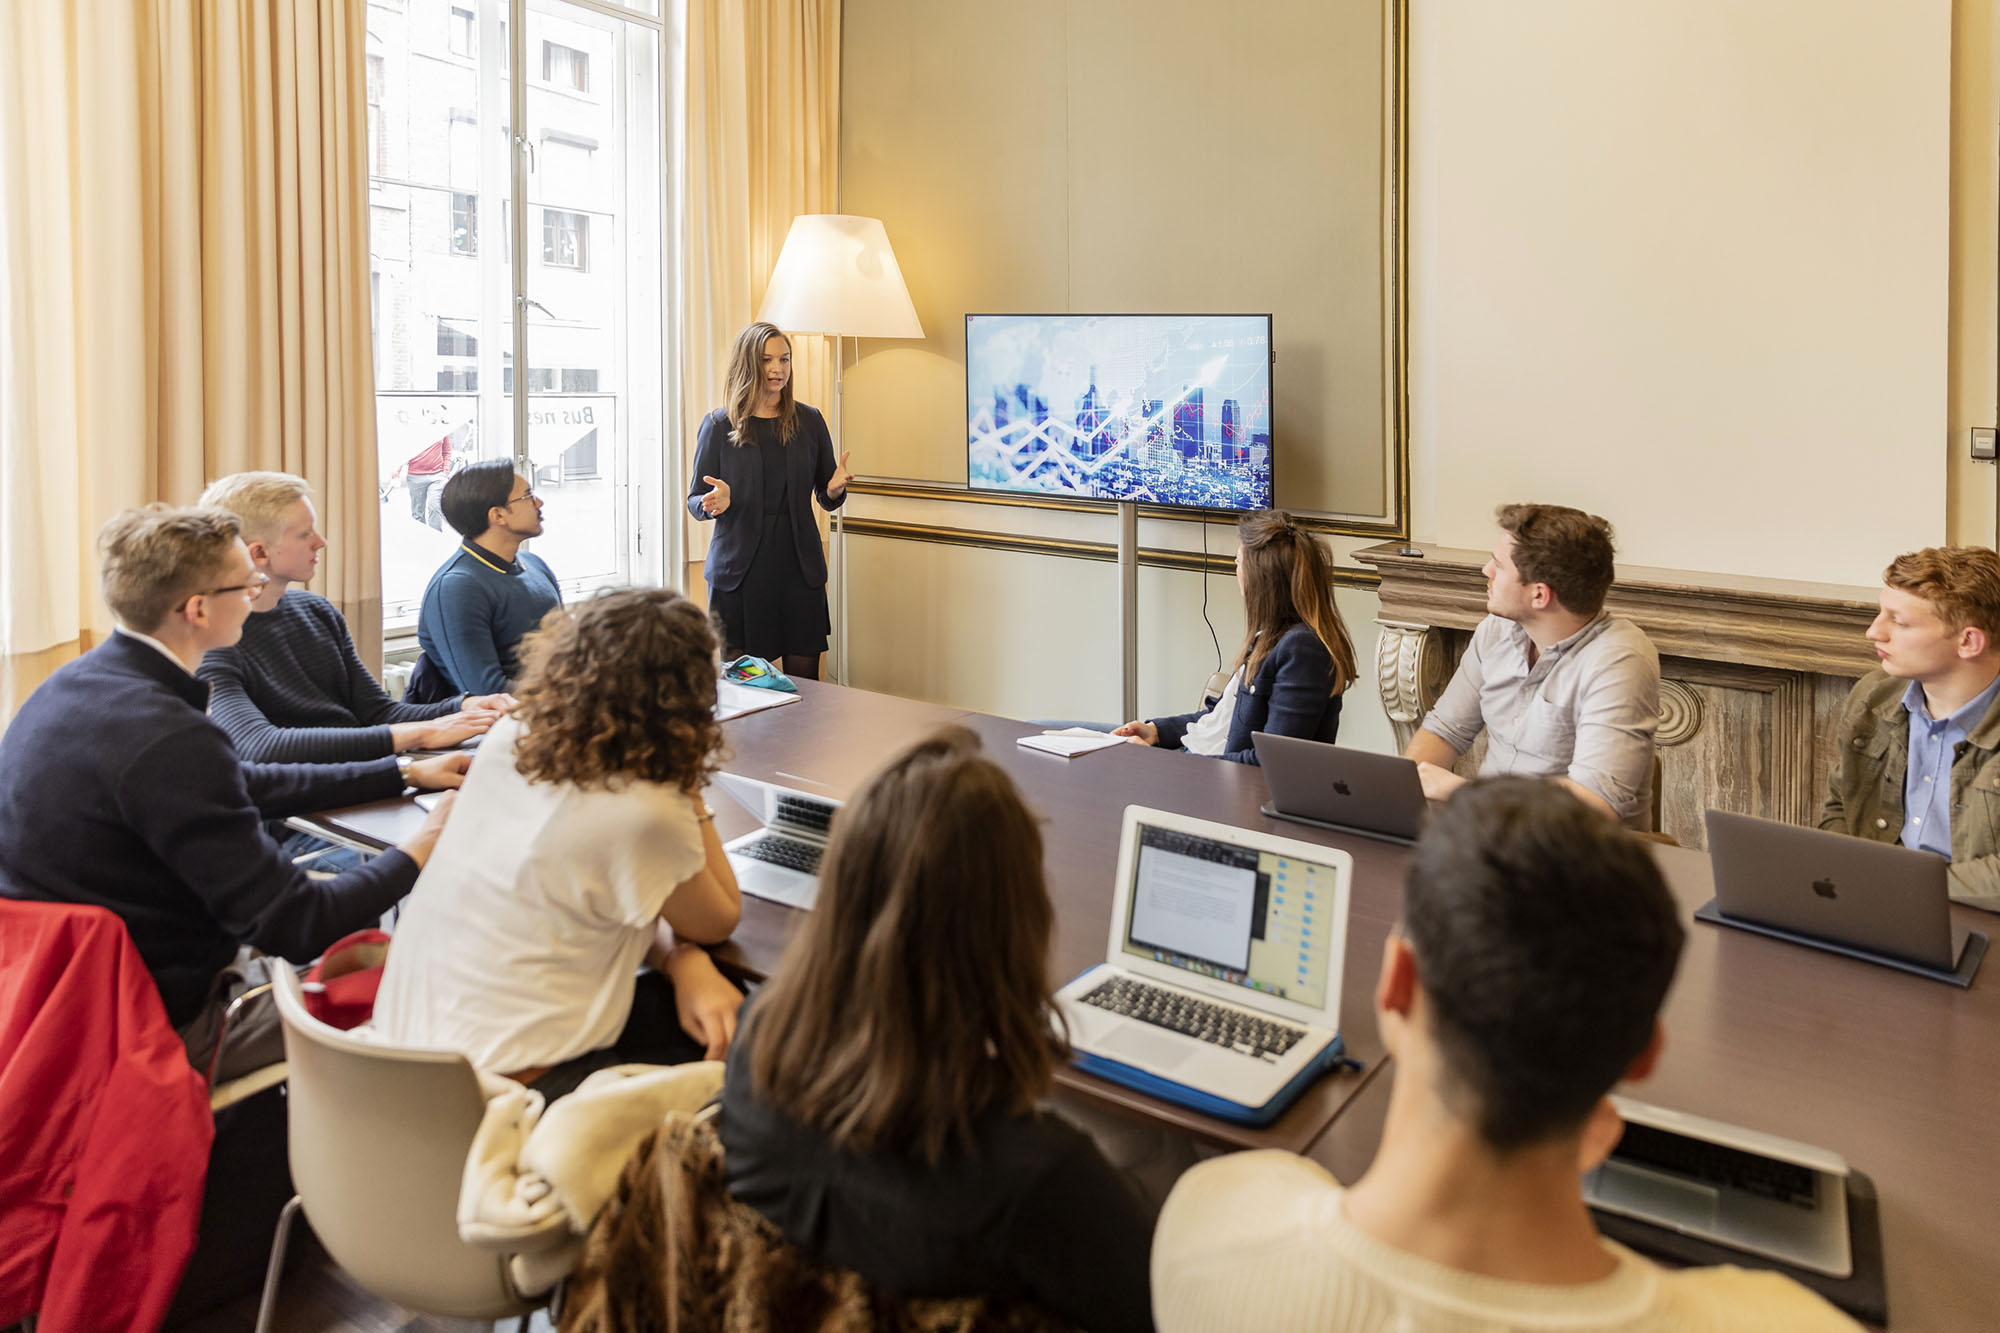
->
[364, 0, 667, 630]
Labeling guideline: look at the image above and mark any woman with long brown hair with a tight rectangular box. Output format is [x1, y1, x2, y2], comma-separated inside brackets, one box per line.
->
[684, 321, 852, 680]
[373, 588, 745, 1099]
[720, 728, 1155, 1332]
[1114, 509, 1357, 764]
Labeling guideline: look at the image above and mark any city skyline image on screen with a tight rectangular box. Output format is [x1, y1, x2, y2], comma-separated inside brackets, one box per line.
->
[965, 314, 1273, 510]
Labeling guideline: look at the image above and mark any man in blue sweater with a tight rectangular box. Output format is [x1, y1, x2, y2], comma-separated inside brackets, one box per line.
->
[0, 505, 468, 1078]
[417, 459, 562, 696]
[197, 471, 511, 764]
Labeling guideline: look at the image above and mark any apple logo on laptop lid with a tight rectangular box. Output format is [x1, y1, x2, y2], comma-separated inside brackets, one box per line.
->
[1812, 877, 1838, 900]
[1331, 780, 1352, 797]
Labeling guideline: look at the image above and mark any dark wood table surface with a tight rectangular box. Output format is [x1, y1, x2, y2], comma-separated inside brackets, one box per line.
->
[1306, 840, 2000, 1331]
[305, 679, 1390, 1154]
[308, 680, 2000, 1326]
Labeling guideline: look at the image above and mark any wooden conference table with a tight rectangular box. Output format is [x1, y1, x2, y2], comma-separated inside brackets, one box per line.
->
[307, 679, 1395, 1156]
[308, 680, 2000, 1328]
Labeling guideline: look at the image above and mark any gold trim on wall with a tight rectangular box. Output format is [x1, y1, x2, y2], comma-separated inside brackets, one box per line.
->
[842, 517, 1385, 588]
[841, 0, 1411, 541]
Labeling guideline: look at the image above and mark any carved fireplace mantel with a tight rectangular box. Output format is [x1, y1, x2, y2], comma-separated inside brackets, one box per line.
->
[1353, 543, 1881, 846]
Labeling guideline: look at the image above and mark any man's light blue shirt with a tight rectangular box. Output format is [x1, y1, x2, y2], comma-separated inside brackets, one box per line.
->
[1901, 670, 2000, 857]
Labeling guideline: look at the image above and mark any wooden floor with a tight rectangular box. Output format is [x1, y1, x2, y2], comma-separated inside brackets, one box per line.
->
[168, 1230, 557, 1333]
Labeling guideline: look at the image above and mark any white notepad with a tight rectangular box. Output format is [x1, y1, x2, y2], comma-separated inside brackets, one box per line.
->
[1018, 728, 1125, 758]
[716, 678, 804, 721]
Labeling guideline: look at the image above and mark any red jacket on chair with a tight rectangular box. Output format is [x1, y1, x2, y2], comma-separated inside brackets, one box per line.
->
[0, 900, 215, 1332]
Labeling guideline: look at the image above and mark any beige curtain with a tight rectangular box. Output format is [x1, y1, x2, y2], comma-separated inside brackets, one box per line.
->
[681, 0, 842, 574]
[0, 0, 380, 719]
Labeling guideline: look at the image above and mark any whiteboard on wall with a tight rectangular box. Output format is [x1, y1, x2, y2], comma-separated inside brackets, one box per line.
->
[1410, 0, 1950, 585]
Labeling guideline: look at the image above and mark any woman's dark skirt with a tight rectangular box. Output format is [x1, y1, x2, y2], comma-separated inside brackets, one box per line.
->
[709, 513, 830, 660]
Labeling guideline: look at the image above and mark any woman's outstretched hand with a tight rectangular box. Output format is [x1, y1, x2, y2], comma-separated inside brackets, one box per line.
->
[700, 475, 731, 515]
[828, 450, 853, 498]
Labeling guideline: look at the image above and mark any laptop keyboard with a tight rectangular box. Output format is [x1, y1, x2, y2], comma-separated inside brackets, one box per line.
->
[1611, 1122, 1820, 1209]
[774, 794, 837, 837]
[734, 834, 822, 875]
[1080, 975, 1305, 1060]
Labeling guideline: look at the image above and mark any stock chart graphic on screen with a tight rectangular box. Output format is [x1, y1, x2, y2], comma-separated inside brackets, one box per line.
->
[965, 314, 1273, 510]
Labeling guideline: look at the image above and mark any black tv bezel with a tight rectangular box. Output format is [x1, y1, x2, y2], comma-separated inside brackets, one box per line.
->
[962, 312, 1276, 514]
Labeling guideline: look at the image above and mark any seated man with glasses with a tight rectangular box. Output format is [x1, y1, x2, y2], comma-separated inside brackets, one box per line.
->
[416, 458, 562, 698]
[0, 505, 468, 1079]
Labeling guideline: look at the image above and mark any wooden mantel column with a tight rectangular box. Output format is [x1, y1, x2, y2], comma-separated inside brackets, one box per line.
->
[1353, 543, 1882, 847]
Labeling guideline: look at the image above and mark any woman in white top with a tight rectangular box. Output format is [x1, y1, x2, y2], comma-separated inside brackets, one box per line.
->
[1115, 509, 1358, 765]
[374, 588, 744, 1098]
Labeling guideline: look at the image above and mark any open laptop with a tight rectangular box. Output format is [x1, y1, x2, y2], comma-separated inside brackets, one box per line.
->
[1253, 732, 1428, 845]
[1700, 809, 1987, 986]
[1584, 1095, 1853, 1278]
[1054, 805, 1354, 1125]
[713, 772, 841, 911]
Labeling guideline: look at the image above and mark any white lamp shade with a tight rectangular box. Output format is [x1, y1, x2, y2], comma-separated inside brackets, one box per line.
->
[757, 214, 924, 340]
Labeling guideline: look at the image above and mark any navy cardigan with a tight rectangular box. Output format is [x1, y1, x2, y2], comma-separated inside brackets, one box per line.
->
[1151, 623, 1343, 765]
[0, 633, 418, 1026]
[685, 405, 847, 591]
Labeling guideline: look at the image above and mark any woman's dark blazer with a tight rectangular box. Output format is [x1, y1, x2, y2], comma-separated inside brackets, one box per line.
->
[685, 405, 846, 592]
[1151, 622, 1342, 765]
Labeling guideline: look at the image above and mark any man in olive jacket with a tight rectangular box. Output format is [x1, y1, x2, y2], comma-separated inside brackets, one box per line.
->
[1821, 546, 2000, 911]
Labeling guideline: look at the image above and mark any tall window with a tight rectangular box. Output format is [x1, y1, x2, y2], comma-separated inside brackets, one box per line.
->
[449, 192, 477, 254]
[541, 208, 587, 269]
[366, 0, 668, 629]
[542, 40, 589, 92]
[365, 54, 385, 176]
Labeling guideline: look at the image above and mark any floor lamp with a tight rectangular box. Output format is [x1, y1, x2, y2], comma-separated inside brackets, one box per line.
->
[757, 215, 924, 685]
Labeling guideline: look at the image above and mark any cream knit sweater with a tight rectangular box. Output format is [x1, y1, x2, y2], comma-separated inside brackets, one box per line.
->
[1153, 1151, 1860, 1332]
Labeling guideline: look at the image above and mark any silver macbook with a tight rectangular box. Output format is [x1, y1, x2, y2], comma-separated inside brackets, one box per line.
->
[1701, 809, 1984, 984]
[1054, 806, 1352, 1121]
[713, 773, 841, 911]
[1585, 1096, 1852, 1278]
[1254, 732, 1427, 845]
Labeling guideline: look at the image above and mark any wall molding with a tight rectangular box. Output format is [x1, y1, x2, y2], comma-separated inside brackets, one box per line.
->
[848, 476, 1408, 540]
[843, 517, 1385, 587]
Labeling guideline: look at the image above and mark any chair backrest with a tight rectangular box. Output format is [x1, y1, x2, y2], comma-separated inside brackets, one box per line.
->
[271, 963, 531, 1320]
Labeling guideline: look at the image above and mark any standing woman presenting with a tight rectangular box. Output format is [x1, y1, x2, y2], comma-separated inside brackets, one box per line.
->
[687, 322, 853, 680]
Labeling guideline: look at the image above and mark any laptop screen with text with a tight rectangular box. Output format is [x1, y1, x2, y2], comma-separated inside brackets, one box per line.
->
[1121, 822, 1335, 1010]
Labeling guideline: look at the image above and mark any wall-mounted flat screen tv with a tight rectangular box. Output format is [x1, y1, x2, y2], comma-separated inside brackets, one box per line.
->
[966, 313, 1273, 510]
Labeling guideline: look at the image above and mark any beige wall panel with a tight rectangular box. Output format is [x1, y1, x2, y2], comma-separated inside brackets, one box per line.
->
[840, 0, 1394, 517]
[846, 533, 1395, 751]
[1410, 0, 1950, 584]
[1061, 0, 1388, 518]
[839, 0, 1072, 484]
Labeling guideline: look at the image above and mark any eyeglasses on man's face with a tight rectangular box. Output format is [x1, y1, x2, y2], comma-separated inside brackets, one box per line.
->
[502, 489, 540, 509]
[177, 571, 270, 612]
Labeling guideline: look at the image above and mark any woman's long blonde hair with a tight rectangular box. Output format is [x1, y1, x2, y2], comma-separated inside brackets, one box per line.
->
[724, 321, 797, 445]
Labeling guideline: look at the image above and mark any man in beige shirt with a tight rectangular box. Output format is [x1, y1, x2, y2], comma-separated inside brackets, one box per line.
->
[1407, 504, 1660, 828]
[1152, 778, 1857, 1332]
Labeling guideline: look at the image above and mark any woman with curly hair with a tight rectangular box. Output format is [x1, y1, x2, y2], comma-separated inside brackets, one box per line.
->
[374, 588, 744, 1098]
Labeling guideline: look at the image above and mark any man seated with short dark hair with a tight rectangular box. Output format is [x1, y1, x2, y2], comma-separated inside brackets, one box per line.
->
[1152, 779, 1857, 1331]
[197, 470, 510, 763]
[417, 458, 561, 697]
[1822, 545, 2000, 911]
[1407, 503, 1661, 828]
[0, 505, 467, 1079]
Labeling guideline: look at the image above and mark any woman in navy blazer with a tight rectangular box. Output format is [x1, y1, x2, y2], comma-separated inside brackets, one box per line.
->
[1115, 510, 1358, 764]
[686, 322, 851, 679]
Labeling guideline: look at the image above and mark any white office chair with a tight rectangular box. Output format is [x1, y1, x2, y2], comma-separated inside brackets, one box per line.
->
[254, 964, 559, 1332]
